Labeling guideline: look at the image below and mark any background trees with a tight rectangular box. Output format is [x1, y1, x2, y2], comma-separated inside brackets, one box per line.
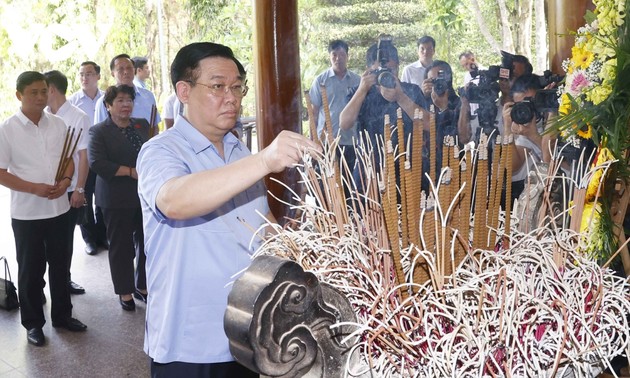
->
[0, 0, 550, 120]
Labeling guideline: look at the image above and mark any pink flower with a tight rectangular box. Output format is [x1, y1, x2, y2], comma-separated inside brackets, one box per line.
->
[569, 71, 590, 95]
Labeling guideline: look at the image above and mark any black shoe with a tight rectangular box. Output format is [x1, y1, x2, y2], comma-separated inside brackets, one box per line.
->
[133, 289, 148, 303]
[52, 317, 87, 332]
[119, 296, 135, 311]
[98, 240, 109, 250]
[27, 328, 45, 346]
[69, 281, 86, 295]
[85, 242, 98, 255]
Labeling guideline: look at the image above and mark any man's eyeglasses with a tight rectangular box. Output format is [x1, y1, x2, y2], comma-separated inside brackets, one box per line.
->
[187, 81, 248, 98]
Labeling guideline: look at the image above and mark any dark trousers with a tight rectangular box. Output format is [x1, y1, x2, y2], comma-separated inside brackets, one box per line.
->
[151, 360, 258, 378]
[66, 192, 80, 282]
[102, 207, 145, 294]
[79, 170, 107, 246]
[12, 212, 72, 329]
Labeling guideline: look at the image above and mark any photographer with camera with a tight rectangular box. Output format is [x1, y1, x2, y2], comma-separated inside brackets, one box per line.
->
[421, 60, 461, 186]
[457, 66, 511, 145]
[502, 74, 545, 201]
[339, 36, 426, 191]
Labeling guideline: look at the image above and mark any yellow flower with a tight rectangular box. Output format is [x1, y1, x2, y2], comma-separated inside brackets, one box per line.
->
[571, 46, 595, 69]
[577, 124, 593, 139]
[559, 93, 572, 116]
[585, 147, 613, 201]
[587, 84, 613, 104]
[579, 201, 601, 235]
[600, 58, 617, 82]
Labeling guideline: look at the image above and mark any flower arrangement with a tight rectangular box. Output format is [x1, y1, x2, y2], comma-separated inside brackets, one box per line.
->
[557, 0, 627, 149]
[554, 0, 630, 259]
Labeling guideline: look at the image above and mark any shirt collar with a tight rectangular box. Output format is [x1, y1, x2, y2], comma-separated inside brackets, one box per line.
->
[173, 116, 240, 156]
[16, 108, 46, 127]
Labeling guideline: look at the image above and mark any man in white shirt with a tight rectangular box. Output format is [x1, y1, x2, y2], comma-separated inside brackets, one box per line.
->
[68, 61, 107, 256]
[162, 93, 182, 129]
[401, 35, 436, 88]
[0, 71, 87, 347]
[44, 70, 91, 296]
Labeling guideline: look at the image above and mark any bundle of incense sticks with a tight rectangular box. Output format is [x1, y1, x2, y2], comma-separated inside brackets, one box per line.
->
[381, 113, 408, 299]
[55, 126, 82, 183]
[148, 104, 158, 138]
[303, 90, 320, 144]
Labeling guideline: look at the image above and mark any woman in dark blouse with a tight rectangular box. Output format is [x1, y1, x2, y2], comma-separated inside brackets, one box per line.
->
[88, 85, 150, 311]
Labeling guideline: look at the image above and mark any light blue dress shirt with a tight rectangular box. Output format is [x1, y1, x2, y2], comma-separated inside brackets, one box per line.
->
[68, 89, 104, 123]
[94, 85, 161, 125]
[309, 67, 361, 146]
[137, 116, 269, 363]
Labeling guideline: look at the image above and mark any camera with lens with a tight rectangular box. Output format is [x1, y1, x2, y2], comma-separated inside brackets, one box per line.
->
[432, 70, 448, 96]
[458, 65, 505, 134]
[370, 35, 397, 89]
[510, 97, 537, 125]
[510, 88, 560, 125]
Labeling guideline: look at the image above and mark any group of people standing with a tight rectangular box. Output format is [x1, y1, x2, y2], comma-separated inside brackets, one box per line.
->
[0, 54, 159, 347]
[309, 36, 554, 202]
[0, 36, 556, 378]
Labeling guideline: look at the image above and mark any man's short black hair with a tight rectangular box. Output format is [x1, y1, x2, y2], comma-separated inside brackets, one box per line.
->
[417, 35, 436, 48]
[328, 40, 349, 54]
[44, 70, 69, 95]
[366, 40, 399, 68]
[132, 56, 149, 73]
[170, 42, 246, 91]
[511, 74, 540, 95]
[103, 84, 136, 106]
[81, 61, 101, 74]
[16, 71, 46, 93]
[110, 54, 132, 71]
[459, 51, 474, 60]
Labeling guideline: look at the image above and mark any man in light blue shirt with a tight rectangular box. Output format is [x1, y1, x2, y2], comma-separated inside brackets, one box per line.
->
[137, 42, 319, 377]
[309, 39, 361, 170]
[68, 61, 105, 121]
[94, 54, 160, 126]
[132, 56, 150, 89]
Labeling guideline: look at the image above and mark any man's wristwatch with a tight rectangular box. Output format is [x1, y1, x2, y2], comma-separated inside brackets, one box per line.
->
[76, 187, 85, 194]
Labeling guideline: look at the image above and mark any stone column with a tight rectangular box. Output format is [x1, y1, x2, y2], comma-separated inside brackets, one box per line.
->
[253, 0, 301, 223]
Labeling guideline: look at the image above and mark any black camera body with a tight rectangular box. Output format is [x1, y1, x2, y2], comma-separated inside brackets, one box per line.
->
[510, 97, 537, 125]
[371, 35, 397, 89]
[458, 66, 505, 133]
[432, 70, 448, 96]
[510, 89, 560, 125]
[371, 67, 397, 88]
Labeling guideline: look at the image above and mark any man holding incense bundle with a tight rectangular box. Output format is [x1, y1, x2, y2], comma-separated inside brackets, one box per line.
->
[0, 71, 87, 347]
[44, 70, 91, 296]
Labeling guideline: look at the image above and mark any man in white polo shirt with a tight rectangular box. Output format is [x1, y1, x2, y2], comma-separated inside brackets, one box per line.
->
[45, 70, 91, 295]
[0, 71, 87, 347]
